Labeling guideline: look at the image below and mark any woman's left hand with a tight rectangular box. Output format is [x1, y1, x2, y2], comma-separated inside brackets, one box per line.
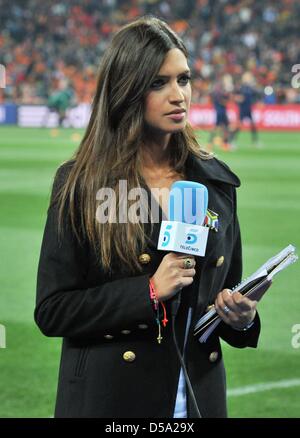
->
[215, 289, 257, 330]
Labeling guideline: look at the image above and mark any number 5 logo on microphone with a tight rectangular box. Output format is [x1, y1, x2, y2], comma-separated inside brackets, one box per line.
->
[162, 224, 172, 247]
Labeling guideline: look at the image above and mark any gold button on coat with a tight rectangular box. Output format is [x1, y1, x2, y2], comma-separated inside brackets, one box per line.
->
[123, 351, 136, 362]
[139, 253, 151, 264]
[216, 256, 224, 267]
[104, 334, 114, 340]
[138, 324, 148, 330]
[121, 330, 131, 335]
[209, 351, 219, 363]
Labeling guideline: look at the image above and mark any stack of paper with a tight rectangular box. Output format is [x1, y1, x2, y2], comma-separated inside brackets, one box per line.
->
[194, 244, 298, 343]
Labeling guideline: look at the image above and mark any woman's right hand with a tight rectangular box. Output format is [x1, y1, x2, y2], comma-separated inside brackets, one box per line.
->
[150, 252, 196, 301]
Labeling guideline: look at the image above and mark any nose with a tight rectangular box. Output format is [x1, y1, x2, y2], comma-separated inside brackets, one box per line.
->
[168, 81, 184, 103]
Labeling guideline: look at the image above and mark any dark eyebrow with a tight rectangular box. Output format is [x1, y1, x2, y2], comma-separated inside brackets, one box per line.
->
[155, 70, 191, 79]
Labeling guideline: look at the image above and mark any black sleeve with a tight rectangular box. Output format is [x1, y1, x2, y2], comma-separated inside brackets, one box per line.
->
[34, 164, 156, 339]
[217, 188, 261, 348]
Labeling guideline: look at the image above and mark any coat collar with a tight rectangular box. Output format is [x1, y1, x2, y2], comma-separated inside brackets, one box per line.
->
[185, 153, 241, 188]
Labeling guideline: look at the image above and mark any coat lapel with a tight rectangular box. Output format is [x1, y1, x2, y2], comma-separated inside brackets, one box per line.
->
[185, 154, 241, 322]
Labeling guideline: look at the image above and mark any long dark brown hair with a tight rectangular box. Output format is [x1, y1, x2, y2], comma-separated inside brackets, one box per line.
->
[54, 16, 212, 274]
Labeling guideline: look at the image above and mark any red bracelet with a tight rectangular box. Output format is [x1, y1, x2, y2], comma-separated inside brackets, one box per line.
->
[149, 279, 168, 341]
[149, 278, 158, 309]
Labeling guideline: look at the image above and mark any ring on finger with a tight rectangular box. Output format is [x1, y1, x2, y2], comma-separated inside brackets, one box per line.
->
[183, 258, 194, 269]
[223, 305, 230, 314]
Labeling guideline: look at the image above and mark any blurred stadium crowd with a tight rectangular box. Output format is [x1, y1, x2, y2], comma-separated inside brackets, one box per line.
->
[0, 0, 299, 105]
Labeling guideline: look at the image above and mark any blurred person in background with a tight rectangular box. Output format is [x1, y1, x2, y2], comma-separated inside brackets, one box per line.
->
[207, 75, 234, 152]
[43, 78, 75, 127]
[231, 72, 261, 147]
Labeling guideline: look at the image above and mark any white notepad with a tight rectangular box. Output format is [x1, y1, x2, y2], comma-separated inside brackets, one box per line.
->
[194, 244, 298, 343]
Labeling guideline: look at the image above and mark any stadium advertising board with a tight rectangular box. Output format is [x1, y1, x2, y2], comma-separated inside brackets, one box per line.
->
[5, 103, 300, 130]
[190, 104, 300, 131]
[18, 104, 91, 128]
[0, 104, 17, 125]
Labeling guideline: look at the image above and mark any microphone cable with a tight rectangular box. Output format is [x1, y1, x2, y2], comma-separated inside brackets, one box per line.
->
[171, 295, 202, 418]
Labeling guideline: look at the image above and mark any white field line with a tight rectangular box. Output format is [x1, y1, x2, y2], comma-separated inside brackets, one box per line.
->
[227, 378, 300, 397]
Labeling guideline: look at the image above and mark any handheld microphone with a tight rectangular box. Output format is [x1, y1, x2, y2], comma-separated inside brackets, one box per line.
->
[158, 181, 209, 256]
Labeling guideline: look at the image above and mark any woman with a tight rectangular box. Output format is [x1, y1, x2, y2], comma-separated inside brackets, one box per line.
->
[35, 16, 260, 418]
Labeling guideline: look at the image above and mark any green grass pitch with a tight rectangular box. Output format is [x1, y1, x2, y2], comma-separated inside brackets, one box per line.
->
[0, 126, 299, 417]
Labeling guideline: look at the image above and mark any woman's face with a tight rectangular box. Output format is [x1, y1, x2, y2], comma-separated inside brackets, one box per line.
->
[144, 48, 192, 135]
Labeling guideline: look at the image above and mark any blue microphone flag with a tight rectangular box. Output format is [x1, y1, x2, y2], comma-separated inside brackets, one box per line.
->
[168, 181, 208, 225]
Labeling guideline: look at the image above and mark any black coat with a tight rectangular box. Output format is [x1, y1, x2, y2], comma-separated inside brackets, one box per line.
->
[35, 153, 261, 418]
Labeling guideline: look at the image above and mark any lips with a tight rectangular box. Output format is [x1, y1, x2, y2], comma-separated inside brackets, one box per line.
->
[165, 109, 186, 121]
[165, 109, 186, 115]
